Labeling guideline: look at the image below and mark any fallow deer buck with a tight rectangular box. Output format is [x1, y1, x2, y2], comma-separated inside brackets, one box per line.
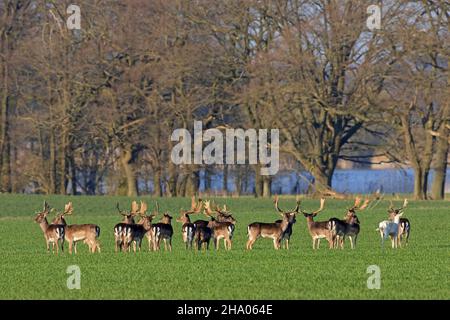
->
[328, 197, 369, 249]
[151, 212, 174, 251]
[122, 201, 157, 253]
[52, 202, 101, 254]
[210, 201, 237, 240]
[377, 199, 409, 249]
[204, 200, 236, 250]
[176, 196, 203, 250]
[274, 202, 297, 250]
[34, 201, 65, 254]
[246, 196, 298, 250]
[114, 201, 139, 252]
[301, 198, 333, 249]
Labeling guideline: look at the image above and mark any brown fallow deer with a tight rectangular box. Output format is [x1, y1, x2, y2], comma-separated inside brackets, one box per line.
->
[246, 196, 298, 250]
[34, 201, 65, 254]
[211, 201, 237, 241]
[204, 200, 236, 250]
[151, 211, 174, 251]
[328, 198, 369, 249]
[301, 198, 333, 249]
[122, 201, 157, 253]
[114, 201, 138, 252]
[176, 196, 203, 250]
[52, 202, 101, 254]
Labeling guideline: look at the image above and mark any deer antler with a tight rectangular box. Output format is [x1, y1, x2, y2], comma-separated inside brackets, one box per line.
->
[64, 202, 73, 215]
[204, 200, 215, 217]
[43, 201, 50, 212]
[292, 196, 301, 213]
[312, 198, 325, 216]
[130, 201, 139, 216]
[117, 203, 126, 216]
[150, 201, 159, 218]
[274, 195, 283, 213]
[355, 199, 369, 211]
[139, 201, 148, 216]
[399, 199, 408, 211]
[389, 200, 394, 211]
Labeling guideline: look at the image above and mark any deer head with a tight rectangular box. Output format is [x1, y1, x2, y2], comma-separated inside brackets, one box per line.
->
[34, 201, 51, 223]
[301, 198, 325, 218]
[176, 196, 203, 223]
[388, 199, 408, 220]
[345, 197, 369, 220]
[274, 195, 299, 223]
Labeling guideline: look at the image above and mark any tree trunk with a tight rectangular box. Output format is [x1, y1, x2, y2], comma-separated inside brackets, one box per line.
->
[185, 169, 200, 197]
[413, 166, 426, 200]
[431, 121, 449, 200]
[0, 78, 11, 192]
[120, 148, 138, 197]
[223, 164, 229, 195]
[153, 166, 162, 197]
[311, 167, 333, 194]
[49, 130, 57, 194]
[254, 165, 263, 197]
[262, 176, 272, 197]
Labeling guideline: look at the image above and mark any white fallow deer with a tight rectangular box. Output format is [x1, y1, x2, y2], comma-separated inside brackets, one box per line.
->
[246, 196, 298, 250]
[377, 199, 409, 249]
[34, 201, 65, 254]
[52, 202, 101, 254]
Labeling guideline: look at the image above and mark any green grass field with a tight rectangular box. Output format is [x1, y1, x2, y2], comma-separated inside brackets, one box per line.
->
[0, 194, 448, 299]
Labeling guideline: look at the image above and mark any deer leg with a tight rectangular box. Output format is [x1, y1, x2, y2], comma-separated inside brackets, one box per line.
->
[286, 239, 289, 250]
[169, 238, 172, 252]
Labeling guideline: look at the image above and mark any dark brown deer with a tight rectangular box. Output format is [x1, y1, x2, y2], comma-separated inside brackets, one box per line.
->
[329, 197, 369, 249]
[114, 201, 138, 252]
[246, 196, 298, 250]
[152, 212, 174, 251]
[176, 196, 203, 249]
[122, 201, 157, 252]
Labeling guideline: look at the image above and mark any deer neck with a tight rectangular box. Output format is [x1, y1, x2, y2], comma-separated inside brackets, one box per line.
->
[306, 216, 314, 227]
[280, 218, 290, 231]
[39, 218, 49, 233]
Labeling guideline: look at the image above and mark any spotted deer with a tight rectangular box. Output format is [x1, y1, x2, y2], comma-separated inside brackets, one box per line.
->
[246, 196, 298, 250]
[122, 201, 157, 252]
[328, 198, 369, 249]
[152, 212, 174, 251]
[176, 196, 203, 250]
[52, 202, 101, 254]
[301, 198, 333, 249]
[34, 201, 65, 254]
[204, 200, 235, 250]
[114, 201, 138, 252]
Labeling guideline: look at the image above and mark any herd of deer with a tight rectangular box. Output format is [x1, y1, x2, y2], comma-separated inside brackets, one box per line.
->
[33, 196, 411, 254]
